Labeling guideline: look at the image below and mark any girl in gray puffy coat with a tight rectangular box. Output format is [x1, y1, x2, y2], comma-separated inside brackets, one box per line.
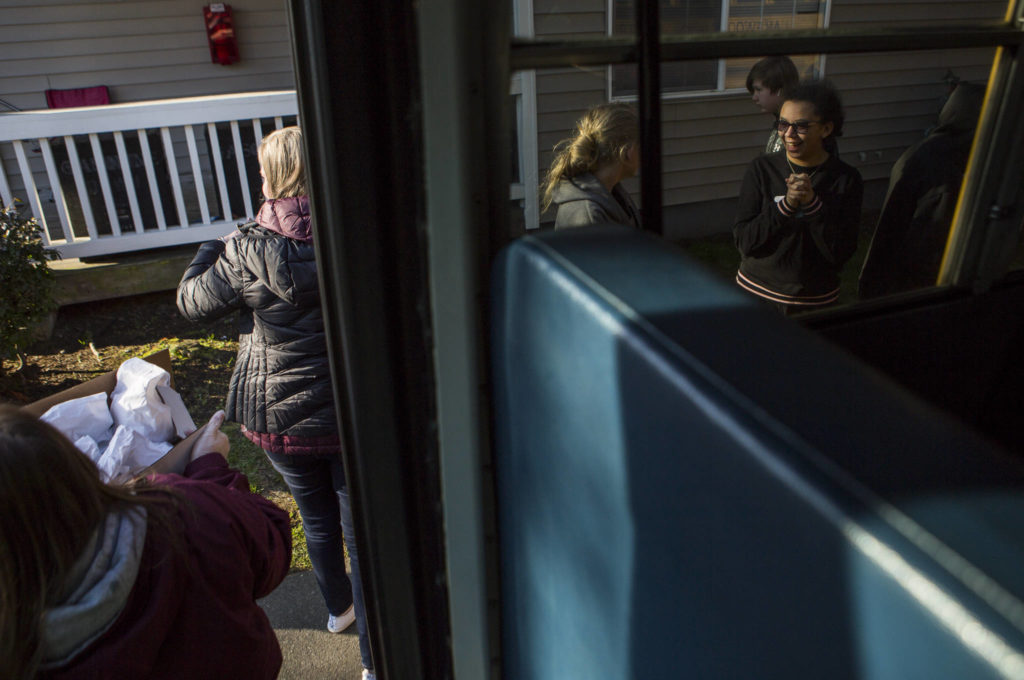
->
[177, 126, 376, 679]
[541, 102, 642, 230]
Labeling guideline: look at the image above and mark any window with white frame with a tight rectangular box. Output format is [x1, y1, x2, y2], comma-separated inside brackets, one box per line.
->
[609, 0, 828, 98]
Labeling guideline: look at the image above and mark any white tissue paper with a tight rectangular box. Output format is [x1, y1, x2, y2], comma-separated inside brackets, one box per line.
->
[39, 357, 194, 481]
[110, 357, 175, 443]
[73, 435, 101, 462]
[39, 392, 113, 445]
[95, 438, 131, 482]
[101, 425, 173, 480]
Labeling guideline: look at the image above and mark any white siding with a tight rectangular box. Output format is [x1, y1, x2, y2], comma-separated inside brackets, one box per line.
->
[0, 0, 292, 112]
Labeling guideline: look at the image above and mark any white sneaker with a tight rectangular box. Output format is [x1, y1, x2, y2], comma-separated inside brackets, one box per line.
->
[326, 604, 355, 633]
[362, 670, 376, 680]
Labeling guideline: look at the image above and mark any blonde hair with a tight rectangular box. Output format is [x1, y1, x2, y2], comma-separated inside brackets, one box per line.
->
[541, 102, 639, 212]
[258, 126, 307, 199]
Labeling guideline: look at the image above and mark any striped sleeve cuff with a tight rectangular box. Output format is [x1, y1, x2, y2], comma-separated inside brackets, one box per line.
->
[776, 195, 822, 218]
[802, 195, 822, 215]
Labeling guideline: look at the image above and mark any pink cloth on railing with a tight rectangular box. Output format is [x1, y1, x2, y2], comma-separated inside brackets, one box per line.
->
[45, 86, 110, 109]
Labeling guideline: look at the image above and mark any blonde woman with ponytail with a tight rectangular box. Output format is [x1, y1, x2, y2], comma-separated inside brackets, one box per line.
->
[542, 102, 642, 229]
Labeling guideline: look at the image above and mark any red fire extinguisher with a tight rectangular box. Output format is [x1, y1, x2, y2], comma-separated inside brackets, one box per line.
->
[204, 4, 239, 65]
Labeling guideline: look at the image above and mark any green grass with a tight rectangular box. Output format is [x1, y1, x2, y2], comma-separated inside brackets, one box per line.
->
[677, 232, 740, 280]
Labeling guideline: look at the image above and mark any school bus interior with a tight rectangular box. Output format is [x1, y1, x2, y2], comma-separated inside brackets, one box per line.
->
[285, 0, 1024, 677]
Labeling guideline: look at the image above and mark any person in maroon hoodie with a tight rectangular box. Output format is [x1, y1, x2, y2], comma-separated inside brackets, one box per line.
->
[0, 406, 291, 680]
[177, 126, 375, 679]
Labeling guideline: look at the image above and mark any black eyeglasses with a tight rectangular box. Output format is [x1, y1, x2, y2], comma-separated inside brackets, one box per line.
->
[776, 118, 820, 134]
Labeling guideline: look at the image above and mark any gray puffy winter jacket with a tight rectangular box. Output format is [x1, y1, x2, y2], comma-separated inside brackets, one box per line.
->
[176, 196, 339, 455]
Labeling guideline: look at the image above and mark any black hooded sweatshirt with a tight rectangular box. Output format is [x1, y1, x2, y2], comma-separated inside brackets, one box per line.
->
[733, 151, 863, 308]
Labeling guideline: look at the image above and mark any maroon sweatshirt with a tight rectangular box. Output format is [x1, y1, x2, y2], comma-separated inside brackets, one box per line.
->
[41, 454, 292, 680]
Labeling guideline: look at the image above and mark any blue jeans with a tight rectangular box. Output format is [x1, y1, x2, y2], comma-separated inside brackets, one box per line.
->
[265, 451, 373, 670]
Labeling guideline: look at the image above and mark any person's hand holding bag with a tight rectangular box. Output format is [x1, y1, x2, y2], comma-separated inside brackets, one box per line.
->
[190, 410, 230, 461]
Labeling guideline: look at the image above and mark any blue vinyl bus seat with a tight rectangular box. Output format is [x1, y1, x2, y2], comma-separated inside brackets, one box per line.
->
[491, 226, 1024, 680]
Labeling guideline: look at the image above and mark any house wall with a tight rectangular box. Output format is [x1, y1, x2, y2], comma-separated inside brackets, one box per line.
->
[0, 0, 294, 235]
[0, 0, 293, 112]
[530, 0, 1004, 237]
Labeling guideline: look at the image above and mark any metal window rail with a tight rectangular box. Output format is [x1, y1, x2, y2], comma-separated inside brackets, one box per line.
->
[510, 24, 1023, 70]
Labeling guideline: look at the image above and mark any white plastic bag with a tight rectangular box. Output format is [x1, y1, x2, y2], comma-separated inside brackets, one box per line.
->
[110, 357, 175, 443]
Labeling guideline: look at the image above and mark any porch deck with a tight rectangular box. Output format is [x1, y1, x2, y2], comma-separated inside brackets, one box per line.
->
[49, 244, 198, 307]
[0, 91, 298, 260]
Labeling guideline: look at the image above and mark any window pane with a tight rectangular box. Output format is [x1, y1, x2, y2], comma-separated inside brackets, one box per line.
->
[728, 0, 823, 32]
[612, 0, 722, 94]
[612, 61, 719, 98]
[523, 44, 998, 308]
[608, 0, 827, 96]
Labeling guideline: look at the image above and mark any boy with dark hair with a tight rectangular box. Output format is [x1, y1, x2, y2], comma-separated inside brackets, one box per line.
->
[746, 56, 800, 153]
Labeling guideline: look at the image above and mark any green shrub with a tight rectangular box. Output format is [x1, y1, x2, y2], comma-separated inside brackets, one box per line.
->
[0, 202, 58, 369]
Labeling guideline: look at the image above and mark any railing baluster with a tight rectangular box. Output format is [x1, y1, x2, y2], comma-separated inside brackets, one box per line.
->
[113, 131, 144, 234]
[38, 138, 75, 242]
[63, 135, 99, 240]
[38, 138, 74, 242]
[230, 120, 253, 217]
[0, 150, 14, 209]
[12, 140, 49, 240]
[184, 124, 212, 225]
[252, 118, 264, 208]
[161, 126, 189, 228]
[137, 129, 167, 230]
[274, 116, 283, 130]
[207, 123, 232, 221]
[89, 133, 121, 237]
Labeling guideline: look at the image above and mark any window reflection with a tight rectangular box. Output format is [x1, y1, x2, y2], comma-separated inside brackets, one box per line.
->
[520, 19, 997, 307]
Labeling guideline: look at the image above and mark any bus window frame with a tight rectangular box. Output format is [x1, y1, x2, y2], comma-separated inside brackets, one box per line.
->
[284, 1, 1024, 679]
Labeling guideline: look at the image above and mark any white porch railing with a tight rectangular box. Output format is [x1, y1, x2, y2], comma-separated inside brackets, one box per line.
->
[0, 91, 299, 259]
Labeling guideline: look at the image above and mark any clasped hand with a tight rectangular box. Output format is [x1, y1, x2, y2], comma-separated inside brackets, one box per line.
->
[786, 172, 815, 206]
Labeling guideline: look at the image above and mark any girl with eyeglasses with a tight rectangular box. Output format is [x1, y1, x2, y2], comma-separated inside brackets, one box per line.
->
[733, 79, 863, 314]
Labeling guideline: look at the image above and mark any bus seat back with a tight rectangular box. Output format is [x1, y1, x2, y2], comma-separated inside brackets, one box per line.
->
[491, 226, 1024, 680]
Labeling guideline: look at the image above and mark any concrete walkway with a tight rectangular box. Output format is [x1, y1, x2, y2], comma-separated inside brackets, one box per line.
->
[258, 570, 364, 679]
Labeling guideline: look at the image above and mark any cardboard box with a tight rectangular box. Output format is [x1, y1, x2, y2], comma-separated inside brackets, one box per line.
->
[21, 349, 203, 478]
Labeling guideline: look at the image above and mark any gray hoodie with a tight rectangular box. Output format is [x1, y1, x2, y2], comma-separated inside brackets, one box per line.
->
[551, 173, 641, 230]
[41, 508, 147, 669]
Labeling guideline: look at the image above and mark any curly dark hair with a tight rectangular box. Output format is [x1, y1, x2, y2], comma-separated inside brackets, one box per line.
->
[785, 79, 846, 138]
